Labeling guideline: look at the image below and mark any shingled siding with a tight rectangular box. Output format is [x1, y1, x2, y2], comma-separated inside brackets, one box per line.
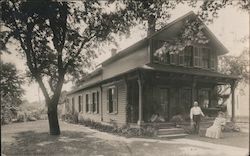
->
[102, 79, 127, 126]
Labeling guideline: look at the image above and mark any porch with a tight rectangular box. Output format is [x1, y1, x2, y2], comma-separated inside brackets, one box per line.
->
[125, 64, 238, 126]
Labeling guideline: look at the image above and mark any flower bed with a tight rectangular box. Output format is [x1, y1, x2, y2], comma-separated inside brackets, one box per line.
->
[63, 116, 157, 137]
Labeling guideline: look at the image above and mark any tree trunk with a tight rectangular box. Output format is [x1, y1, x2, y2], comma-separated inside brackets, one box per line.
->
[47, 102, 60, 135]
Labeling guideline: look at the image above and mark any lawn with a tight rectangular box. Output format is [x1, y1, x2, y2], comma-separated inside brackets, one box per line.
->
[1, 120, 249, 156]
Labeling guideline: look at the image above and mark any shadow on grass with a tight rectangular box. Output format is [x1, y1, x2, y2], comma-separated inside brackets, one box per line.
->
[2, 130, 125, 156]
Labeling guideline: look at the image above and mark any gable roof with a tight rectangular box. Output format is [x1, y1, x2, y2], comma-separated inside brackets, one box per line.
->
[101, 11, 229, 66]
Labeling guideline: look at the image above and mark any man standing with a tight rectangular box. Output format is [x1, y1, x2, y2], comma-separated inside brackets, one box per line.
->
[190, 101, 205, 134]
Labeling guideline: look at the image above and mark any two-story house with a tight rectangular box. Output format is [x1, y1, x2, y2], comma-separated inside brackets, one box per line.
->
[66, 11, 238, 127]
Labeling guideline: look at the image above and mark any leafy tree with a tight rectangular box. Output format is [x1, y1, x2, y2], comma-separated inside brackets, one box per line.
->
[0, 61, 24, 124]
[218, 49, 249, 92]
[1, 0, 248, 134]
[1, 0, 137, 135]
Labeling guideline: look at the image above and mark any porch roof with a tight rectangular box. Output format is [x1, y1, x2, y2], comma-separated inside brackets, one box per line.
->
[141, 63, 239, 81]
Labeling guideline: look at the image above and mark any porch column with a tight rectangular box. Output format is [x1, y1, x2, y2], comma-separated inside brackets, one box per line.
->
[137, 76, 144, 126]
[230, 82, 236, 122]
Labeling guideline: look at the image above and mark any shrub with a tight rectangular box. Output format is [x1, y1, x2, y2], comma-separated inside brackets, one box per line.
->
[170, 115, 185, 125]
[72, 117, 157, 137]
[223, 122, 240, 132]
[63, 113, 78, 123]
[16, 111, 26, 122]
[1, 110, 12, 125]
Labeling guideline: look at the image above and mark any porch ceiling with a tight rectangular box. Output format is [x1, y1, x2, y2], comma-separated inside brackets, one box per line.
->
[140, 63, 239, 84]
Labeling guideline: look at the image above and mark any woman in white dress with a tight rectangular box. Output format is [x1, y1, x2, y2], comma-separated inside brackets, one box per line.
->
[205, 111, 226, 139]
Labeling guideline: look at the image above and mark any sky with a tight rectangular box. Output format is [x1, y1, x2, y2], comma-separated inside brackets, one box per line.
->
[1, 4, 249, 103]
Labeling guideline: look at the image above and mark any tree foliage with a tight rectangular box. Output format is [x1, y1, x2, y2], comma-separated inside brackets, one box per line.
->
[0, 0, 138, 134]
[219, 49, 249, 84]
[0, 61, 24, 124]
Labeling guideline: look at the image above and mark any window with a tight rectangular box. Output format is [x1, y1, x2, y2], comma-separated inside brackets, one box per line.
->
[78, 95, 82, 112]
[107, 87, 118, 113]
[170, 53, 178, 65]
[179, 51, 184, 66]
[210, 53, 216, 70]
[184, 46, 192, 67]
[194, 47, 201, 67]
[85, 94, 89, 112]
[161, 53, 169, 64]
[179, 46, 192, 66]
[72, 97, 75, 114]
[202, 48, 209, 68]
[193, 46, 211, 68]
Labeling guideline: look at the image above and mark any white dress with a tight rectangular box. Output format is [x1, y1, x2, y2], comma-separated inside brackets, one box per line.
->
[205, 117, 226, 139]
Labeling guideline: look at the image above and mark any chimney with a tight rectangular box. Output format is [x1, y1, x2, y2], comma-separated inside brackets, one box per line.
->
[147, 14, 156, 36]
[111, 48, 117, 56]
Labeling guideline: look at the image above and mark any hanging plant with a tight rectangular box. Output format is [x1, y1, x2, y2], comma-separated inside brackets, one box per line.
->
[154, 19, 209, 58]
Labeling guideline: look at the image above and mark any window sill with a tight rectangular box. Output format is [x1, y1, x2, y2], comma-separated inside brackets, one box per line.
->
[107, 112, 118, 115]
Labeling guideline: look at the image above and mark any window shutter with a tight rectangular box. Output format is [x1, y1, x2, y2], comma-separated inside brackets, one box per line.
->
[79, 95, 82, 112]
[86, 94, 89, 113]
[185, 46, 192, 66]
[82, 95, 84, 113]
[210, 51, 216, 70]
[89, 95, 91, 113]
[92, 92, 96, 112]
[194, 47, 199, 67]
[72, 97, 75, 114]
[113, 87, 118, 113]
[97, 91, 99, 113]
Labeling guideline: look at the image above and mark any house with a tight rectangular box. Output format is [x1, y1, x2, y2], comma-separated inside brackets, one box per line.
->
[66, 11, 238, 127]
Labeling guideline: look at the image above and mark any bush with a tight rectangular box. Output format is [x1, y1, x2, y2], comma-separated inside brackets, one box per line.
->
[170, 115, 185, 125]
[223, 122, 240, 132]
[16, 111, 26, 122]
[62, 113, 78, 123]
[70, 117, 157, 137]
[1, 110, 12, 125]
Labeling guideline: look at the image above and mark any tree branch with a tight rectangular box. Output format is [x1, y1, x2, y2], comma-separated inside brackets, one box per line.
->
[63, 34, 95, 71]
[48, 77, 56, 93]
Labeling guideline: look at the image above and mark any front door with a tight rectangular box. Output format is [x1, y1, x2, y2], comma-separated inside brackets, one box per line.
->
[159, 88, 169, 121]
[180, 88, 192, 113]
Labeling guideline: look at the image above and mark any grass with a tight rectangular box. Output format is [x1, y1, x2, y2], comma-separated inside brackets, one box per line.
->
[1, 120, 249, 156]
[1, 121, 127, 156]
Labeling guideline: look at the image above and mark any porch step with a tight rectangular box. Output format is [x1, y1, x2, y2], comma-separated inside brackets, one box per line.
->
[157, 133, 188, 139]
[157, 128, 185, 135]
[156, 123, 176, 129]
